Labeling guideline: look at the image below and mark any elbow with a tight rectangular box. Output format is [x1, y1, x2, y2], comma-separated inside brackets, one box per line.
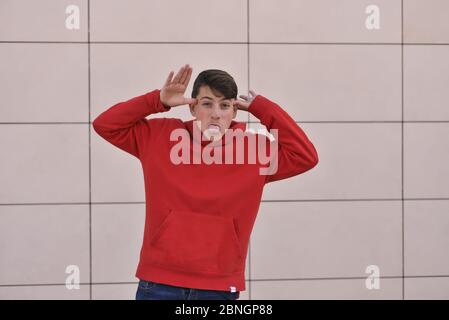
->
[92, 117, 106, 136]
[311, 151, 319, 168]
[92, 114, 106, 130]
[92, 115, 102, 128]
[307, 144, 319, 169]
[304, 154, 318, 172]
[290, 150, 319, 176]
[92, 118, 100, 133]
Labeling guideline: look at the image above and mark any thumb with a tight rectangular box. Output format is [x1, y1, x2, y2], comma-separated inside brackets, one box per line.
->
[234, 99, 249, 110]
[234, 100, 244, 107]
[184, 98, 197, 105]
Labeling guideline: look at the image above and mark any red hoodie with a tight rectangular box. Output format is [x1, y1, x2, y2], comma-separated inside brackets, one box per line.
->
[92, 89, 319, 292]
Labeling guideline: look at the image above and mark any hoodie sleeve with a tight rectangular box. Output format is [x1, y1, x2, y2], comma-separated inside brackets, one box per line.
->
[248, 94, 319, 184]
[92, 89, 171, 159]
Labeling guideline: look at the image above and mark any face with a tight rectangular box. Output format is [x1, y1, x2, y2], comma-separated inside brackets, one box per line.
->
[189, 85, 237, 141]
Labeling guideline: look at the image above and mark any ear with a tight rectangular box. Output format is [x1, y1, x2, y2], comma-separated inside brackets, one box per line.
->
[189, 103, 196, 117]
[232, 102, 238, 119]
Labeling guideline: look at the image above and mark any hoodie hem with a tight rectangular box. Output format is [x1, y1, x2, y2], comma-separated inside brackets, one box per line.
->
[136, 263, 246, 292]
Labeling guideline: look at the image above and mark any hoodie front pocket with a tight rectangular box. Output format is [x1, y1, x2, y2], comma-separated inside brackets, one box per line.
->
[147, 210, 243, 275]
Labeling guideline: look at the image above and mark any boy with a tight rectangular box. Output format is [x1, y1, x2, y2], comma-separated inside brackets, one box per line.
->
[92, 64, 319, 300]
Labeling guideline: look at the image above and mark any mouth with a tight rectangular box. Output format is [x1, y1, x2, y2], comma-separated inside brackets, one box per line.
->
[207, 124, 221, 131]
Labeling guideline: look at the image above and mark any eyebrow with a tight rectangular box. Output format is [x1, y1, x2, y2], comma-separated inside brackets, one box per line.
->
[200, 96, 230, 102]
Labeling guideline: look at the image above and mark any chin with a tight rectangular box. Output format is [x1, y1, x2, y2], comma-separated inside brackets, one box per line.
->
[204, 130, 223, 141]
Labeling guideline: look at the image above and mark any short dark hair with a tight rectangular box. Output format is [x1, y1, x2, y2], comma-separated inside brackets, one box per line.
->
[191, 69, 238, 100]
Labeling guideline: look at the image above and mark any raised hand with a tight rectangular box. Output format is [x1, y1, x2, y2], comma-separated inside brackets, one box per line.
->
[160, 64, 197, 108]
[233, 90, 258, 111]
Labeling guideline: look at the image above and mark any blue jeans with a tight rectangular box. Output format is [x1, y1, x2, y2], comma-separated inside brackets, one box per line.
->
[135, 279, 240, 300]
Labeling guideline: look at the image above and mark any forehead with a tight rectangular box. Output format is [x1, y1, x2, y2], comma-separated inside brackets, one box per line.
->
[198, 86, 232, 101]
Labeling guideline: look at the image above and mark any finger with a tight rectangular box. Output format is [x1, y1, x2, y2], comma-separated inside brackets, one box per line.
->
[179, 64, 190, 84]
[236, 103, 247, 111]
[182, 65, 192, 86]
[164, 71, 174, 87]
[184, 98, 197, 105]
[234, 100, 246, 108]
[249, 90, 257, 97]
[239, 94, 249, 100]
[172, 64, 186, 83]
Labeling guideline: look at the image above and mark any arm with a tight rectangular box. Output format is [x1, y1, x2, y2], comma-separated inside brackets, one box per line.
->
[92, 63, 196, 159]
[247, 94, 319, 183]
[92, 89, 171, 159]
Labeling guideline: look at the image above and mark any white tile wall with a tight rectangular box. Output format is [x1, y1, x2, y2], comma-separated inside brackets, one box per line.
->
[1, 0, 448, 300]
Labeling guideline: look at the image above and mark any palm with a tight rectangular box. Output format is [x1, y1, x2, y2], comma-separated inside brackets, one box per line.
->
[160, 64, 196, 108]
[162, 83, 187, 106]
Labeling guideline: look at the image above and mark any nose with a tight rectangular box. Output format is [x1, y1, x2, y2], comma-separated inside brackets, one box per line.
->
[211, 105, 220, 119]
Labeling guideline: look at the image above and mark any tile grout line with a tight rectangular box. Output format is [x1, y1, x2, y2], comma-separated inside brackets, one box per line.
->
[247, 0, 251, 301]
[401, 0, 405, 301]
[2, 197, 449, 207]
[87, 0, 92, 301]
[1, 41, 448, 45]
[2, 274, 449, 289]
[2, 120, 449, 124]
